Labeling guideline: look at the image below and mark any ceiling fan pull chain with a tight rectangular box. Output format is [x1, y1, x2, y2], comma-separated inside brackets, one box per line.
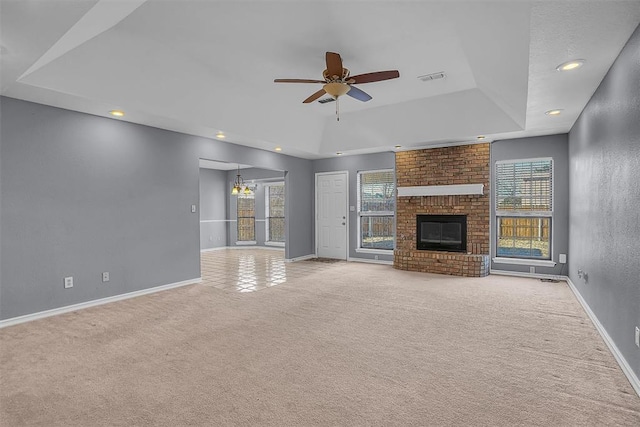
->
[336, 97, 340, 121]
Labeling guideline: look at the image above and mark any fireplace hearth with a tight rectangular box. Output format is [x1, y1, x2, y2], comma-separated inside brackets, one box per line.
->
[416, 214, 467, 252]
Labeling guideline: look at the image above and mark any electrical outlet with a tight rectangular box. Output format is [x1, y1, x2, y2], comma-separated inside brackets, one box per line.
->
[374, 255, 379, 260]
[529, 266, 535, 274]
[64, 277, 73, 289]
[635, 327, 639, 348]
[559, 253, 567, 264]
[102, 272, 110, 282]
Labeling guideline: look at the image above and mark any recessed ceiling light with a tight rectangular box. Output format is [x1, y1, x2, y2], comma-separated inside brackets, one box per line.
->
[336, 152, 343, 156]
[109, 110, 125, 117]
[556, 59, 585, 72]
[394, 145, 402, 149]
[216, 132, 225, 139]
[274, 147, 282, 152]
[545, 109, 563, 116]
[477, 136, 485, 140]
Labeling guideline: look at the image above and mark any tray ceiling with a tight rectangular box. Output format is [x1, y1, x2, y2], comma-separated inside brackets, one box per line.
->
[2, 0, 639, 158]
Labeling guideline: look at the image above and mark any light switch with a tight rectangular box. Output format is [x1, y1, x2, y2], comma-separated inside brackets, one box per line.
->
[191, 204, 197, 213]
[350, 206, 355, 212]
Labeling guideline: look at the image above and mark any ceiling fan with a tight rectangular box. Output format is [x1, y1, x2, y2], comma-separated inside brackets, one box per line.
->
[274, 52, 400, 120]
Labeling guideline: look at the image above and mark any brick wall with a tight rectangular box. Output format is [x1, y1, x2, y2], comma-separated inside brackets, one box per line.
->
[394, 143, 490, 277]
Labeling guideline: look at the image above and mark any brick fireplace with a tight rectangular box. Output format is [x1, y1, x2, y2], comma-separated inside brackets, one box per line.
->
[394, 143, 490, 277]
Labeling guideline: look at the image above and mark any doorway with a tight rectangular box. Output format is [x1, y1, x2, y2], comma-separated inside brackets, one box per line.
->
[315, 171, 348, 260]
[199, 159, 285, 251]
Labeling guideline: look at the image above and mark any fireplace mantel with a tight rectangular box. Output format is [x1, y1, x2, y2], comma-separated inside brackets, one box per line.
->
[397, 184, 484, 197]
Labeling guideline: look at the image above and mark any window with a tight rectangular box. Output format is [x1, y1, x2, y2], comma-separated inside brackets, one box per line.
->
[495, 158, 553, 259]
[357, 170, 395, 251]
[237, 193, 255, 242]
[265, 183, 285, 244]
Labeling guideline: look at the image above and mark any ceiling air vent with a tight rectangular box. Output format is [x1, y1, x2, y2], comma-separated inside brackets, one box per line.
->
[318, 97, 336, 104]
[417, 72, 446, 82]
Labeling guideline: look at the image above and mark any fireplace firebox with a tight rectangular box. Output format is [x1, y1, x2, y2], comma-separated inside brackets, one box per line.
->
[416, 215, 467, 252]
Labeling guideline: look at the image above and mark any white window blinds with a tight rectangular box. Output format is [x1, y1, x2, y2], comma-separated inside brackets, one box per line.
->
[496, 159, 553, 215]
[357, 170, 395, 214]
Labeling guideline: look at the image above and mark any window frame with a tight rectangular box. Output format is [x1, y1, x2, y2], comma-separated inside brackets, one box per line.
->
[356, 169, 396, 254]
[494, 157, 555, 263]
[236, 192, 256, 244]
[264, 182, 285, 247]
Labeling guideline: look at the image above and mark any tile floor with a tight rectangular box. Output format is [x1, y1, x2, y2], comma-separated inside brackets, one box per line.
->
[200, 248, 343, 293]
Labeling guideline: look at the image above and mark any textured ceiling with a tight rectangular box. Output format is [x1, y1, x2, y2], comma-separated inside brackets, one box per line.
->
[2, 0, 639, 158]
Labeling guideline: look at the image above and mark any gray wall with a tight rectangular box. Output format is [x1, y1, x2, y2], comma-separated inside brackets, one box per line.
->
[0, 97, 314, 320]
[0, 102, 3, 313]
[226, 168, 284, 247]
[568, 24, 640, 378]
[313, 152, 396, 262]
[199, 168, 228, 250]
[490, 134, 570, 275]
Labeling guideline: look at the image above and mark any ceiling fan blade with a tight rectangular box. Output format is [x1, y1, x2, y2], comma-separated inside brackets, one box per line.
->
[303, 89, 327, 103]
[274, 78, 325, 83]
[325, 52, 343, 78]
[350, 70, 400, 84]
[346, 85, 372, 102]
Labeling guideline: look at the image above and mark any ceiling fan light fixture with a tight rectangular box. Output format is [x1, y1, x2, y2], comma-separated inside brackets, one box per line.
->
[323, 82, 350, 98]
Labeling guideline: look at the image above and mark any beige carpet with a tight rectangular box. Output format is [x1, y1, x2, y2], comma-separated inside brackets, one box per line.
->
[1, 262, 639, 426]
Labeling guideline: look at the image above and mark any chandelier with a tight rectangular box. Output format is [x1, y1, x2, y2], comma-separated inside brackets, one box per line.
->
[231, 165, 252, 195]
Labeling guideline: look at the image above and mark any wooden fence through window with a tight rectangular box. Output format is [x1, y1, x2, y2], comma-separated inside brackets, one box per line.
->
[498, 217, 550, 239]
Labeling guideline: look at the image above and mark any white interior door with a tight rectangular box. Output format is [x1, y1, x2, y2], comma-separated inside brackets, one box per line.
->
[316, 172, 348, 260]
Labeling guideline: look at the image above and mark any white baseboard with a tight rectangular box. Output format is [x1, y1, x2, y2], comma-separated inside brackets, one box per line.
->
[0, 277, 202, 329]
[200, 246, 228, 252]
[285, 254, 317, 263]
[257, 246, 285, 251]
[564, 277, 640, 397]
[264, 242, 286, 248]
[347, 257, 393, 265]
[490, 269, 563, 281]
[201, 246, 285, 253]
